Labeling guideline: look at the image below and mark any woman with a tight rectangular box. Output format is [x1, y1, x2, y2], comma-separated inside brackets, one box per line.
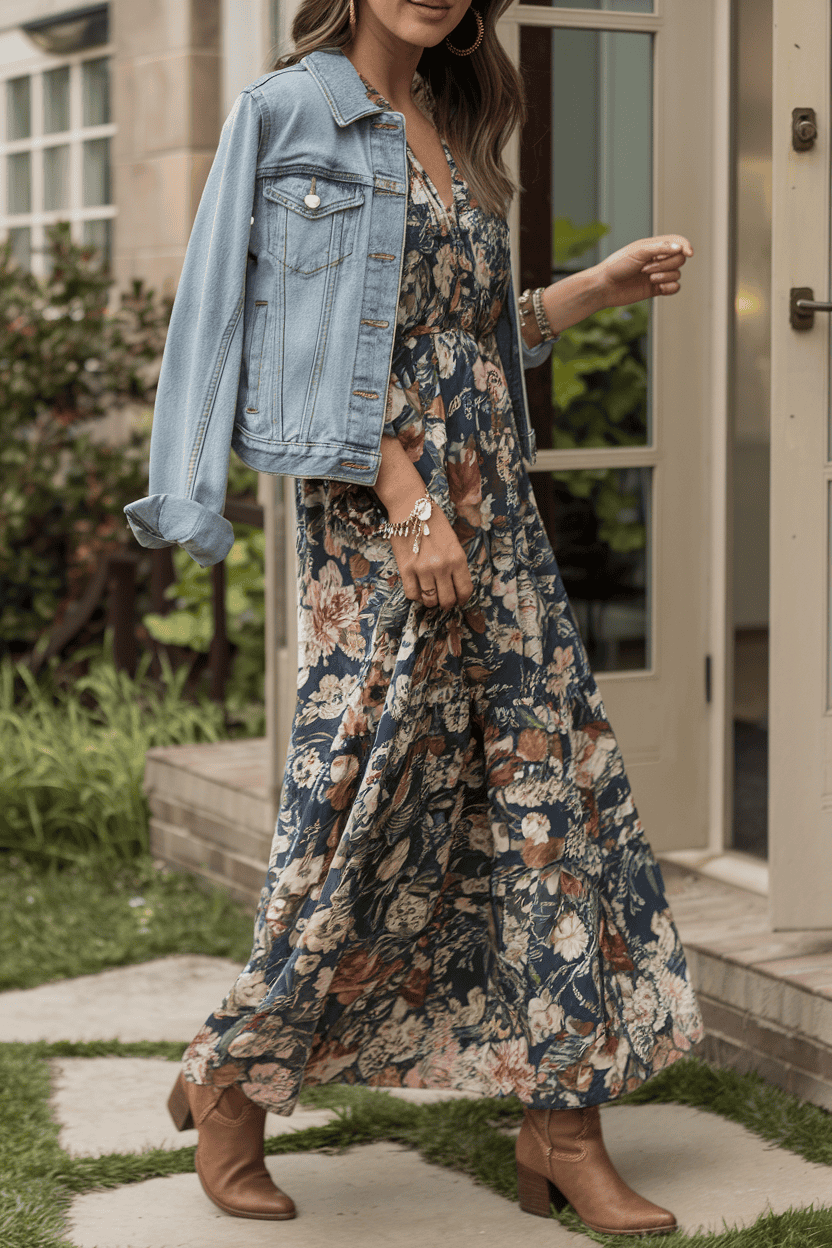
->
[125, 0, 703, 1236]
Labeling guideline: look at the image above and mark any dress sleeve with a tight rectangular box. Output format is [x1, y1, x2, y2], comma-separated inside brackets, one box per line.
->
[123, 89, 264, 567]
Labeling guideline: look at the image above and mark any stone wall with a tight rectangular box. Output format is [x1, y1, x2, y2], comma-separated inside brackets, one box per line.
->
[111, 0, 221, 298]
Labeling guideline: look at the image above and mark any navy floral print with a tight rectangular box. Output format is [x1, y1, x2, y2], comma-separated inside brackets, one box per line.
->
[182, 77, 703, 1113]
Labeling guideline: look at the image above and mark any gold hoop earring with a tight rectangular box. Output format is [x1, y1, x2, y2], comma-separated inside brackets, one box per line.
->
[349, 0, 356, 33]
[446, 8, 484, 56]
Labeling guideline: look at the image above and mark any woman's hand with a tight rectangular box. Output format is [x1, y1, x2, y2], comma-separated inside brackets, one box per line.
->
[388, 504, 473, 609]
[531, 235, 694, 345]
[373, 433, 473, 608]
[594, 234, 694, 308]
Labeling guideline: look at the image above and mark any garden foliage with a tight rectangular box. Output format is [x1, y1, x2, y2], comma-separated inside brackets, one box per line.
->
[0, 224, 169, 654]
[0, 651, 225, 864]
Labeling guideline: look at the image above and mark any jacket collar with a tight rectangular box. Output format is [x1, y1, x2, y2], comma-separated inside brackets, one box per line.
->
[303, 49, 387, 127]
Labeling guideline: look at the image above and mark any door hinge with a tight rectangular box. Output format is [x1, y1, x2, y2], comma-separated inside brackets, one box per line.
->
[705, 654, 712, 704]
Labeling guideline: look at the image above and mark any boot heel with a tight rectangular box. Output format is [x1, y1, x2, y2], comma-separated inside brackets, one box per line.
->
[167, 1072, 195, 1131]
[517, 1161, 564, 1218]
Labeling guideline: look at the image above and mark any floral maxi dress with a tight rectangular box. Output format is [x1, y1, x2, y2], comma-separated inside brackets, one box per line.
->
[183, 85, 704, 1113]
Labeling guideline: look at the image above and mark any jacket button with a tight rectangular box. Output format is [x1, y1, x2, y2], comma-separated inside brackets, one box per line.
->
[304, 193, 321, 208]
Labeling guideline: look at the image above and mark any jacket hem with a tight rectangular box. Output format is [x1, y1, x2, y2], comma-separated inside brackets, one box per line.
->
[231, 427, 382, 484]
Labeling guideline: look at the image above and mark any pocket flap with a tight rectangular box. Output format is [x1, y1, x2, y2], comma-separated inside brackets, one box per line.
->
[264, 173, 365, 219]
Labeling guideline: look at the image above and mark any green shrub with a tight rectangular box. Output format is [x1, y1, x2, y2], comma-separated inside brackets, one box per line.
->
[0, 651, 225, 864]
[141, 454, 266, 733]
[0, 224, 169, 654]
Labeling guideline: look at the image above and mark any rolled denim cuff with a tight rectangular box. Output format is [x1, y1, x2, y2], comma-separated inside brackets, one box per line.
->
[123, 495, 235, 568]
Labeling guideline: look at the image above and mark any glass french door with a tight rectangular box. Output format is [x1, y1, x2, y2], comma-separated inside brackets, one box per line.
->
[498, 0, 718, 851]
[263, 0, 721, 853]
[769, 0, 832, 927]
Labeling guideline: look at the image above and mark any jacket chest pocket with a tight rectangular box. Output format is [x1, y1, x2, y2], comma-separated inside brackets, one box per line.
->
[264, 173, 364, 276]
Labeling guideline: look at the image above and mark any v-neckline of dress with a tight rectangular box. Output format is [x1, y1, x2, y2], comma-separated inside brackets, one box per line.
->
[406, 141, 459, 223]
[358, 71, 459, 221]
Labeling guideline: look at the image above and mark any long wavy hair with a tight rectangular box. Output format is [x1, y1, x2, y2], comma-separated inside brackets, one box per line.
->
[273, 0, 525, 218]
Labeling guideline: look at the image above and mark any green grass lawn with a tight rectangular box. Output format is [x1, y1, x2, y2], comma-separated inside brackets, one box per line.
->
[0, 855, 254, 991]
[1, 1044, 831, 1248]
[1, 859, 831, 1245]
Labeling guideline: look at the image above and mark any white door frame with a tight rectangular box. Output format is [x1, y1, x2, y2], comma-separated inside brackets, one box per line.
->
[769, 0, 832, 928]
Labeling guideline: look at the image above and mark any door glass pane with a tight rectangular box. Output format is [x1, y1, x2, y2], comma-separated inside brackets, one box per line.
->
[7, 151, 31, 214]
[520, 27, 653, 452]
[82, 57, 109, 126]
[83, 137, 110, 206]
[530, 467, 652, 671]
[525, 0, 653, 8]
[43, 66, 71, 133]
[732, 0, 771, 857]
[6, 76, 31, 140]
[43, 144, 71, 211]
[8, 226, 32, 269]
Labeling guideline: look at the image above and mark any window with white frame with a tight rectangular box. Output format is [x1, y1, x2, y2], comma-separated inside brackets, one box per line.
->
[0, 6, 114, 274]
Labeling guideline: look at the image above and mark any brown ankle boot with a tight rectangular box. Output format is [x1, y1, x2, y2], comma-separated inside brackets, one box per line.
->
[168, 1071, 296, 1220]
[516, 1105, 676, 1237]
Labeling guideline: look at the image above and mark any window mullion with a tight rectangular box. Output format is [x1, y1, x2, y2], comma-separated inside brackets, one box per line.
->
[30, 71, 44, 275]
[69, 60, 82, 240]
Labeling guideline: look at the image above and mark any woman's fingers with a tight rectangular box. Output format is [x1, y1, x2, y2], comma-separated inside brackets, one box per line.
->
[401, 568, 422, 601]
[432, 571, 456, 610]
[649, 269, 681, 286]
[648, 267, 683, 282]
[638, 237, 693, 268]
[643, 253, 689, 275]
[416, 561, 473, 609]
[452, 556, 474, 606]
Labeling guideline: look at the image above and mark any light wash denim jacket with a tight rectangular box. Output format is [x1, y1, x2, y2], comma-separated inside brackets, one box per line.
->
[124, 49, 551, 567]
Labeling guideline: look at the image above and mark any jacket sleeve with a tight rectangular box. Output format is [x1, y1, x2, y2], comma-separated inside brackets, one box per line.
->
[123, 89, 264, 568]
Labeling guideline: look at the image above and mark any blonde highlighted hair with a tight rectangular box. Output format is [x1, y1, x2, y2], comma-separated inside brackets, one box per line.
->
[274, 0, 524, 218]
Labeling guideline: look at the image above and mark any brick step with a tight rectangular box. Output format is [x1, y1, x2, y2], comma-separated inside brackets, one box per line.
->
[149, 818, 266, 908]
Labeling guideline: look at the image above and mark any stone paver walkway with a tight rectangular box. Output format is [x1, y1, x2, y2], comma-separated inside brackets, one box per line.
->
[2, 954, 830, 1246]
[0, 955, 242, 1043]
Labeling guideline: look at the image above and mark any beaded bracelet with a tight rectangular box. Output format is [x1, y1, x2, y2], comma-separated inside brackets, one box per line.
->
[518, 286, 558, 343]
[377, 494, 433, 555]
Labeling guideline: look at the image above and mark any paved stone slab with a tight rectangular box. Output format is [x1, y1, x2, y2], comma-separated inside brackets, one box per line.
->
[66, 1141, 591, 1248]
[49, 1058, 479, 1157]
[0, 956, 241, 1042]
[66, 1105, 832, 1246]
[589, 1104, 829, 1229]
[51, 1058, 339, 1157]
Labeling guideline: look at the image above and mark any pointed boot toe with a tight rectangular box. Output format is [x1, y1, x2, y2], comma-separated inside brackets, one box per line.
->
[168, 1072, 296, 1221]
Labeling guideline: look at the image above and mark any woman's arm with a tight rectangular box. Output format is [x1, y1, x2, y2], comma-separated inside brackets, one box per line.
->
[520, 234, 695, 347]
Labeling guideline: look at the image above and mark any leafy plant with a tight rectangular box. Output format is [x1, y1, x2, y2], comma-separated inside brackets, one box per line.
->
[0, 650, 225, 864]
[0, 223, 169, 653]
[549, 218, 649, 556]
[552, 215, 610, 267]
[138, 452, 266, 731]
[142, 523, 266, 733]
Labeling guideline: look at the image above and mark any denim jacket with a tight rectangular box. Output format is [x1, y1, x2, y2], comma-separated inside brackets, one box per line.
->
[124, 49, 551, 567]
